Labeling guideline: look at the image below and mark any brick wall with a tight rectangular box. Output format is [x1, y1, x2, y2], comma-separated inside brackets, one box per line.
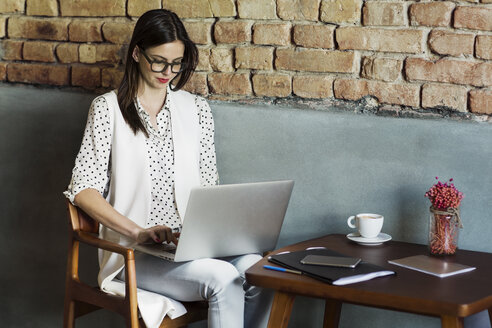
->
[0, 0, 491, 117]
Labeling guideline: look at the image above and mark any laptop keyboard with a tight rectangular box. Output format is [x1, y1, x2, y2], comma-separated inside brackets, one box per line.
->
[156, 243, 177, 253]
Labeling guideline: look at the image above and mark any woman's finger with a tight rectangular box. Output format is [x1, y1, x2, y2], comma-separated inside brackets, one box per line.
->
[152, 225, 169, 243]
[171, 232, 179, 245]
[149, 230, 160, 243]
[164, 227, 173, 243]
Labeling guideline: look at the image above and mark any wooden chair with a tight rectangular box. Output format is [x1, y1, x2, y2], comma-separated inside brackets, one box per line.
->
[63, 200, 208, 327]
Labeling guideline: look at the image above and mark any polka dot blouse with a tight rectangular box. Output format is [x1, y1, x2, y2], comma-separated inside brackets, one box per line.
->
[64, 94, 218, 230]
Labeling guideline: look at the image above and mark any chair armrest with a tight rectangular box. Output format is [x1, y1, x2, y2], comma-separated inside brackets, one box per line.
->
[72, 230, 139, 315]
[74, 230, 134, 259]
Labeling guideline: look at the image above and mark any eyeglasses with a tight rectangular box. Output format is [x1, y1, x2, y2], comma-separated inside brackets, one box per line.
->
[140, 50, 184, 74]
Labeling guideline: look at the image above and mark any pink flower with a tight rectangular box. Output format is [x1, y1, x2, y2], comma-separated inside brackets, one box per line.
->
[425, 178, 464, 210]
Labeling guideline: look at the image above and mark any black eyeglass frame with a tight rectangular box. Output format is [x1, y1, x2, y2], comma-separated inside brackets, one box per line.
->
[140, 50, 185, 74]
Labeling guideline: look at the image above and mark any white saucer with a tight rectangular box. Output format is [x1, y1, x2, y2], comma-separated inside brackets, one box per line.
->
[346, 232, 392, 246]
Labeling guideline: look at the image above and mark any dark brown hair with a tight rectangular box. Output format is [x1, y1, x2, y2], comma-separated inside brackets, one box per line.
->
[117, 9, 198, 136]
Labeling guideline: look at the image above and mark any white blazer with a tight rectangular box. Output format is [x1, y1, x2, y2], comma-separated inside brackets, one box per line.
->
[97, 87, 201, 327]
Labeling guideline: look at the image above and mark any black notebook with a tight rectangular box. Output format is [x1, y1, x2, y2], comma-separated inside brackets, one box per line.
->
[268, 248, 395, 285]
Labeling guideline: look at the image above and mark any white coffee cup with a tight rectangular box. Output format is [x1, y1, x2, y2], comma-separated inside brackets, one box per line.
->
[347, 213, 384, 239]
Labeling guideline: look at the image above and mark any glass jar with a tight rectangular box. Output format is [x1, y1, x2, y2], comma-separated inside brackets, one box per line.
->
[428, 207, 461, 255]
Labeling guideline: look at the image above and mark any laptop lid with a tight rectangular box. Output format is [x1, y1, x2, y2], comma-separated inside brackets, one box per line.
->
[172, 180, 294, 262]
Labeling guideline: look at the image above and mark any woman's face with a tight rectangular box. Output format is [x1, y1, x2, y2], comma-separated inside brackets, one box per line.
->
[134, 40, 185, 92]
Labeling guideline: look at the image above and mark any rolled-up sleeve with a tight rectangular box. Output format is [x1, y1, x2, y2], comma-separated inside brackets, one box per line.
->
[63, 96, 112, 203]
[195, 95, 218, 186]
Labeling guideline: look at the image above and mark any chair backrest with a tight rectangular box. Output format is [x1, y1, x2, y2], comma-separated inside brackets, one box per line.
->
[67, 200, 99, 234]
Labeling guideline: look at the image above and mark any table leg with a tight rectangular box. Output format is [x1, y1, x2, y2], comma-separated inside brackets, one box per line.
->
[441, 315, 464, 328]
[267, 291, 295, 328]
[323, 299, 341, 328]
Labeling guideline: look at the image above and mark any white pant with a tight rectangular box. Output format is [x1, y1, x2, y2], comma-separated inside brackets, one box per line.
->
[121, 252, 273, 328]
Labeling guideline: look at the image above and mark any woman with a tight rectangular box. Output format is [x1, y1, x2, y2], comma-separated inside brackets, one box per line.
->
[64, 9, 271, 328]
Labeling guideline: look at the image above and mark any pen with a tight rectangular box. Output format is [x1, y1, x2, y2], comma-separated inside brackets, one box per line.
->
[263, 265, 302, 275]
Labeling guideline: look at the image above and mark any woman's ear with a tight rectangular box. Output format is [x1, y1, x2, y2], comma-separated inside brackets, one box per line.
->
[132, 46, 139, 62]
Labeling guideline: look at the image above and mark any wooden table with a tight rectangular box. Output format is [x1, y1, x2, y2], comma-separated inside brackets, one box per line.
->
[245, 234, 492, 328]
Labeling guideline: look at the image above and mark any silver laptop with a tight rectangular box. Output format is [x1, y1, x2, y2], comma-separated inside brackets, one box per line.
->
[134, 180, 294, 262]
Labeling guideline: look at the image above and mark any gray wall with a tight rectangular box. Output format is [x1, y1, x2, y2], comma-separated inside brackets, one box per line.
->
[1, 84, 491, 327]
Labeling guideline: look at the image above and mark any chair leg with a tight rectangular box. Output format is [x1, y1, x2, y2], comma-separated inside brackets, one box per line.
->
[125, 309, 140, 328]
[63, 298, 75, 328]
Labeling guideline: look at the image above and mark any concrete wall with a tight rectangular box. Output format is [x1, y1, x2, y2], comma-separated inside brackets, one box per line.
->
[1, 84, 491, 327]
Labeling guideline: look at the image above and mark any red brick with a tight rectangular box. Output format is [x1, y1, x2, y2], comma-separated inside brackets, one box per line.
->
[235, 46, 274, 70]
[0, 17, 5, 38]
[320, 0, 362, 24]
[277, 0, 320, 21]
[182, 72, 208, 96]
[128, 0, 161, 17]
[209, 0, 237, 17]
[422, 83, 468, 112]
[2, 40, 23, 60]
[363, 2, 405, 26]
[72, 65, 101, 89]
[276, 48, 356, 73]
[405, 58, 492, 87]
[0, 0, 25, 13]
[79, 44, 96, 63]
[476, 35, 492, 60]
[163, 0, 236, 18]
[454, 6, 492, 31]
[8, 17, 69, 41]
[293, 24, 335, 49]
[97, 44, 122, 63]
[337, 27, 424, 53]
[469, 89, 492, 114]
[60, 0, 125, 16]
[293, 75, 334, 98]
[428, 30, 475, 57]
[163, 0, 212, 18]
[0, 62, 6, 81]
[409, 2, 455, 27]
[183, 21, 213, 45]
[196, 47, 211, 71]
[102, 21, 134, 44]
[237, 0, 277, 19]
[56, 43, 79, 63]
[101, 67, 124, 89]
[253, 23, 291, 46]
[79, 44, 121, 64]
[252, 74, 291, 97]
[23, 41, 56, 62]
[214, 20, 252, 44]
[208, 73, 252, 95]
[7, 62, 69, 85]
[26, 0, 58, 16]
[361, 57, 402, 82]
[334, 79, 420, 107]
[210, 47, 234, 72]
[69, 20, 103, 42]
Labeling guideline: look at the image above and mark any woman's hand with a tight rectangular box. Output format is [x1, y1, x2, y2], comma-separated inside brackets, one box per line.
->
[73, 189, 180, 245]
[136, 225, 179, 245]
